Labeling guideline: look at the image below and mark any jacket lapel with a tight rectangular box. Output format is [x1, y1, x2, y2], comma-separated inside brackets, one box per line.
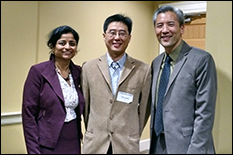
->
[97, 54, 136, 90]
[167, 41, 190, 93]
[97, 55, 112, 89]
[118, 55, 135, 86]
[41, 61, 64, 102]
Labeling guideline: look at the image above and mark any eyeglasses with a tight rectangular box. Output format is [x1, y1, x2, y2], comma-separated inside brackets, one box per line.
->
[106, 30, 128, 39]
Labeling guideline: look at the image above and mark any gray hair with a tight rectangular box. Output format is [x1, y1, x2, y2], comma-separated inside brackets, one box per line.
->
[152, 5, 185, 27]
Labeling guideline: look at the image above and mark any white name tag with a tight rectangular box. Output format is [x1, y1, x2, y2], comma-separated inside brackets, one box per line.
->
[116, 91, 133, 104]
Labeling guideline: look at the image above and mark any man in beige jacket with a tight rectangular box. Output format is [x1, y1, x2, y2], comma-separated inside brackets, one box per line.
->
[81, 13, 151, 154]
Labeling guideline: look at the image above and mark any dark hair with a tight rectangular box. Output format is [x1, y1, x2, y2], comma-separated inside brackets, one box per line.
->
[47, 25, 79, 49]
[103, 14, 133, 35]
[152, 5, 185, 27]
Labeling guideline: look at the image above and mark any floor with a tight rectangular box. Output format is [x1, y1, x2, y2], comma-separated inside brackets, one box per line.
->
[140, 149, 149, 154]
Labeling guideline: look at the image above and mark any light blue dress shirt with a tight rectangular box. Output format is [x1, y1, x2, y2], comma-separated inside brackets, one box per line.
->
[107, 53, 126, 96]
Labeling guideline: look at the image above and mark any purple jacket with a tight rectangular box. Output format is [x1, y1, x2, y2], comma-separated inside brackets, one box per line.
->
[22, 59, 85, 154]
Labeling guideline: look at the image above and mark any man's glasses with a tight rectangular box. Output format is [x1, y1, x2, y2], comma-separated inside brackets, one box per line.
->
[106, 30, 128, 39]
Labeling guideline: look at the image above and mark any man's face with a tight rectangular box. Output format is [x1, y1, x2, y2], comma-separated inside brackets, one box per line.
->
[154, 11, 184, 53]
[103, 22, 131, 57]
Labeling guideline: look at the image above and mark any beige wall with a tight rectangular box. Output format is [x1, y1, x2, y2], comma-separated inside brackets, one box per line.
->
[206, 2, 232, 154]
[1, 1, 232, 154]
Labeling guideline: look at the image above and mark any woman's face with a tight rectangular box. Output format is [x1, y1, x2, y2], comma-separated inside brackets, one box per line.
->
[53, 32, 77, 61]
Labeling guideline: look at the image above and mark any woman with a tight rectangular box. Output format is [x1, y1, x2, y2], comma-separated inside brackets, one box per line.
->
[22, 25, 85, 154]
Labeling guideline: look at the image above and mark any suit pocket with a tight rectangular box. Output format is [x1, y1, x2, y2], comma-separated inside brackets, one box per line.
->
[128, 134, 140, 142]
[37, 109, 46, 121]
[85, 130, 93, 137]
[181, 126, 193, 137]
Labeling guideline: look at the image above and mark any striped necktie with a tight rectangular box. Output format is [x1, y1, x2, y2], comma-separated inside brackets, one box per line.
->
[111, 62, 120, 95]
[111, 62, 120, 70]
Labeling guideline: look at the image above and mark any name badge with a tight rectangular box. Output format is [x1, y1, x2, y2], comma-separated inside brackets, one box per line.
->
[116, 91, 133, 104]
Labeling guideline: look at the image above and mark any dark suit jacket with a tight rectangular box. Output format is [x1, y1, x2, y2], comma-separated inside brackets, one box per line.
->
[22, 58, 85, 154]
[149, 41, 217, 154]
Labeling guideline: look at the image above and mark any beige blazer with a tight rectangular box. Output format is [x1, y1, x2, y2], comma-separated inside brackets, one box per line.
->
[81, 53, 151, 154]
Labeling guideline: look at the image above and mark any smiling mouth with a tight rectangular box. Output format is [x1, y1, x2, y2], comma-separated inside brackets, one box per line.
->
[161, 36, 171, 41]
[113, 43, 121, 47]
[63, 51, 72, 53]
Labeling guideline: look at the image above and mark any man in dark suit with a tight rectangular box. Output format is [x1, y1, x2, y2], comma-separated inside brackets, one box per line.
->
[149, 5, 217, 154]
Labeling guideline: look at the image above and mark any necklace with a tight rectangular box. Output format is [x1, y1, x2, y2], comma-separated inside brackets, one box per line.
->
[55, 67, 70, 81]
[63, 76, 69, 81]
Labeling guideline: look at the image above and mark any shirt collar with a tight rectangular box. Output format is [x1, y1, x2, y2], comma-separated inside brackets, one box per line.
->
[107, 52, 126, 69]
[167, 40, 184, 62]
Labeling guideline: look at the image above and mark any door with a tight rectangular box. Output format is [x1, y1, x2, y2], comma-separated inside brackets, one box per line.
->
[182, 14, 206, 50]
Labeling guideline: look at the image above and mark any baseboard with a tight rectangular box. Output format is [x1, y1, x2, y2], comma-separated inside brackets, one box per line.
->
[140, 139, 150, 152]
[1, 111, 22, 125]
[1, 111, 150, 152]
